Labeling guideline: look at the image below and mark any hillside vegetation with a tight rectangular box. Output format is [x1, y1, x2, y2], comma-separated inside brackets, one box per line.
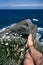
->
[0, 19, 43, 65]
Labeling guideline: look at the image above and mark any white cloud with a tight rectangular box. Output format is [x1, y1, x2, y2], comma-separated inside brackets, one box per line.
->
[0, 4, 43, 7]
[12, 4, 43, 7]
[0, 4, 43, 9]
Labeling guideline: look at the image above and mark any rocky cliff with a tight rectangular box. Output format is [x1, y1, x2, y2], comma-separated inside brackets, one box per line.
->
[0, 19, 38, 39]
[0, 19, 39, 65]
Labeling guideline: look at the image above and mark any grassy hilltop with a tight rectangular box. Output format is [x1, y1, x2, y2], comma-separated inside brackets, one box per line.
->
[0, 19, 43, 65]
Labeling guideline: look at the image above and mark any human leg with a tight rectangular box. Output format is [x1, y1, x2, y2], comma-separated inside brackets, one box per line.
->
[25, 34, 43, 65]
[23, 52, 34, 65]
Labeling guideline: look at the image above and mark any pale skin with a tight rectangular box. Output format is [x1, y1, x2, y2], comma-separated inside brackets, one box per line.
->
[23, 34, 43, 65]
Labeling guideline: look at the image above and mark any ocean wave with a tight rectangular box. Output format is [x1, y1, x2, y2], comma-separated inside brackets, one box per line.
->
[32, 18, 39, 21]
[0, 23, 17, 32]
[38, 27, 43, 32]
[6, 23, 17, 28]
[36, 33, 41, 41]
[36, 27, 43, 44]
[0, 28, 6, 32]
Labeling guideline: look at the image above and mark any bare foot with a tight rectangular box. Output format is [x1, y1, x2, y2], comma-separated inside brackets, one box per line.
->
[25, 34, 34, 48]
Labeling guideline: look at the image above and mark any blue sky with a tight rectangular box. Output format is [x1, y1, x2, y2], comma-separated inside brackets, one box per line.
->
[0, 0, 43, 9]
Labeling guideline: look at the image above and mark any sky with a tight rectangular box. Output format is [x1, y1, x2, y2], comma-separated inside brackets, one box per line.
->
[0, 0, 43, 9]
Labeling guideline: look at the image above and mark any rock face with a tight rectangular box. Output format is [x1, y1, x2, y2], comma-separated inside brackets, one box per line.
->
[13, 19, 38, 38]
[0, 19, 38, 38]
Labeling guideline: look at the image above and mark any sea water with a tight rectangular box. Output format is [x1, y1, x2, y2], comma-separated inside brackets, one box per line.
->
[0, 9, 43, 44]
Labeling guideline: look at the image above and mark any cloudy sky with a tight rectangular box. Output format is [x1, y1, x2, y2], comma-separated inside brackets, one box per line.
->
[0, 0, 43, 9]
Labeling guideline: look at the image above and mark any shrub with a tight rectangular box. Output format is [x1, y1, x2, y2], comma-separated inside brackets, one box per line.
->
[0, 37, 43, 65]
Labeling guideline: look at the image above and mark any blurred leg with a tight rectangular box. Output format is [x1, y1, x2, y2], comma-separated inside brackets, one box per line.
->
[23, 52, 34, 65]
[25, 34, 43, 65]
[29, 46, 42, 65]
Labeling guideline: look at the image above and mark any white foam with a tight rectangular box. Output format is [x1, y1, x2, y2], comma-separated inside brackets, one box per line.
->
[6, 23, 17, 28]
[33, 18, 39, 21]
[36, 33, 41, 41]
[38, 27, 43, 32]
[0, 28, 6, 32]
[36, 27, 43, 45]
[11, 23, 17, 26]
[0, 23, 17, 32]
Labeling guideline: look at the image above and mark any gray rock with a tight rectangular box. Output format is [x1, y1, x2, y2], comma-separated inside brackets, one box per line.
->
[0, 19, 38, 38]
[10, 19, 38, 38]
